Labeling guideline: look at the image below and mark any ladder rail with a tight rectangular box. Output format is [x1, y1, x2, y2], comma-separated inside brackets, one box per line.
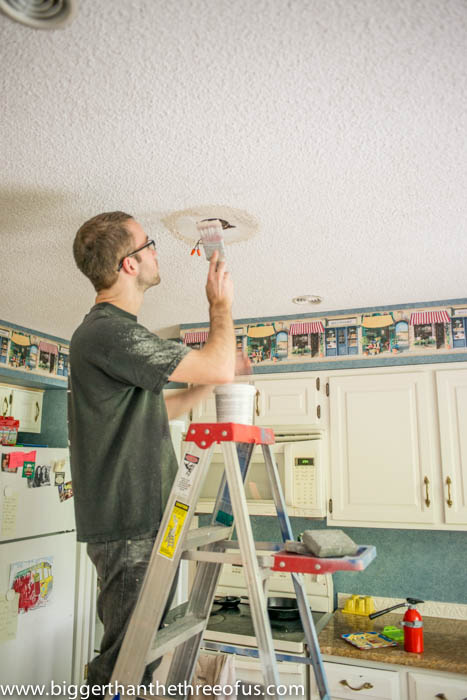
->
[104, 443, 216, 698]
[221, 441, 281, 694]
[165, 442, 255, 690]
[262, 443, 331, 700]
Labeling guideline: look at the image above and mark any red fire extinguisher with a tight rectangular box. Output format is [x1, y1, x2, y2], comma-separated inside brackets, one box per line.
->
[369, 597, 424, 653]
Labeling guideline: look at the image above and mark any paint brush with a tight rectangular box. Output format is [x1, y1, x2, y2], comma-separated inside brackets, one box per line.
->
[196, 219, 226, 262]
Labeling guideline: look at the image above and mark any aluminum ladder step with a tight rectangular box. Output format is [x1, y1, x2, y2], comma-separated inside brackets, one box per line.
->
[147, 613, 207, 665]
[183, 525, 232, 550]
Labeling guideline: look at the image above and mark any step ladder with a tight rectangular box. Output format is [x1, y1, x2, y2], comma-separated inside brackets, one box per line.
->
[106, 423, 376, 700]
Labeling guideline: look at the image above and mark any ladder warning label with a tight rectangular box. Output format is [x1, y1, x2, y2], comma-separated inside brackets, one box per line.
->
[174, 452, 200, 498]
[159, 500, 189, 559]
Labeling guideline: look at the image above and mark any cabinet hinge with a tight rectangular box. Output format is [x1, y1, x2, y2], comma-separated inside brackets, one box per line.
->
[328, 498, 333, 514]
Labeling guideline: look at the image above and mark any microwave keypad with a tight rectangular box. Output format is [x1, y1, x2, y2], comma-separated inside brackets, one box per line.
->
[294, 457, 316, 506]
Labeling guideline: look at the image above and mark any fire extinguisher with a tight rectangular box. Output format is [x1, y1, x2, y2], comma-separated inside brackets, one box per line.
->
[369, 597, 424, 653]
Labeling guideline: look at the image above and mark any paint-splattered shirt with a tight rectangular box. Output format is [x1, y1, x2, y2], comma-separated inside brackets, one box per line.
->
[68, 302, 189, 542]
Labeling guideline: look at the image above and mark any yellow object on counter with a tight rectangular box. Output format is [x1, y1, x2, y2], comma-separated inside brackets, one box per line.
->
[342, 595, 375, 616]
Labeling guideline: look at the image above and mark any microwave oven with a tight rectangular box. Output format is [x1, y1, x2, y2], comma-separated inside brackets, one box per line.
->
[195, 434, 326, 518]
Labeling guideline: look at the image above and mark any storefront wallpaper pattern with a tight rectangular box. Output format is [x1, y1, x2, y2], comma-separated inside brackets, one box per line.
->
[180, 301, 467, 368]
[0, 323, 69, 381]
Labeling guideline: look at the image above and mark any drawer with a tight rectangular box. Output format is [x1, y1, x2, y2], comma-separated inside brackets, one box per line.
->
[407, 671, 467, 700]
[323, 661, 401, 700]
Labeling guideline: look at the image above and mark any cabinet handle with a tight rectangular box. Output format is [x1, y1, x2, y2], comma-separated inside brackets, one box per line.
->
[339, 680, 373, 691]
[255, 389, 261, 416]
[317, 404, 321, 419]
[435, 694, 448, 699]
[2, 397, 8, 416]
[446, 476, 453, 508]
[316, 377, 320, 391]
[424, 476, 431, 508]
[326, 382, 329, 397]
[35, 401, 40, 422]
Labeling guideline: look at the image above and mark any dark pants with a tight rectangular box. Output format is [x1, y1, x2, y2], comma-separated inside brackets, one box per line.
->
[87, 534, 178, 695]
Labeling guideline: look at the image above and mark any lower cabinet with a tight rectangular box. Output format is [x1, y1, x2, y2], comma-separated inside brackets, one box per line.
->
[310, 661, 467, 700]
[319, 661, 401, 699]
[407, 671, 467, 700]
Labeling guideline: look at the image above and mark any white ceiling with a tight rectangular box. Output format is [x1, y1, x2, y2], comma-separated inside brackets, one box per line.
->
[1, 0, 467, 341]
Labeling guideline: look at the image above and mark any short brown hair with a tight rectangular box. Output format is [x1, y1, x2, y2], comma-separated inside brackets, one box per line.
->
[73, 211, 134, 291]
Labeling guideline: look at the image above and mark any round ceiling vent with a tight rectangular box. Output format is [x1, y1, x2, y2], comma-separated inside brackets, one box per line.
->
[0, 0, 76, 29]
[292, 295, 323, 305]
[162, 206, 259, 246]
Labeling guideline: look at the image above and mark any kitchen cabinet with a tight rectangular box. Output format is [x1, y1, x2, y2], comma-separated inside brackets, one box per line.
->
[327, 364, 467, 529]
[0, 384, 11, 417]
[436, 369, 467, 525]
[328, 370, 437, 526]
[190, 387, 218, 423]
[254, 375, 327, 428]
[0, 384, 44, 433]
[191, 374, 328, 429]
[313, 661, 401, 699]
[407, 670, 467, 699]
[9, 386, 43, 433]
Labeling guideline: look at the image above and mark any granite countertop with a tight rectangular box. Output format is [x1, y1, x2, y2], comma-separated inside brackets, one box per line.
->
[318, 611, 467, 675]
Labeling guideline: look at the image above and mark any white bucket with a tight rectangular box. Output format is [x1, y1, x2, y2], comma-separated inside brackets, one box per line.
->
[214, 383, 256, 425]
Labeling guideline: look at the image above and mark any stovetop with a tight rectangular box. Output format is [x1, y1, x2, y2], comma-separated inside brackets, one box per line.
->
[203, 603, 331, 654]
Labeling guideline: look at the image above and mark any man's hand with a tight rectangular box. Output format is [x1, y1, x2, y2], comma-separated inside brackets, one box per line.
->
[235, 351, 252, 376]
[206, 250, 234, 311]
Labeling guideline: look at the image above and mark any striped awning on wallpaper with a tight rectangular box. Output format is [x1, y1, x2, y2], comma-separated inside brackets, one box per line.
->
[410, 311, 451, 326]
[39, 341, 58, 354]
[183, 331, 209, 344]
[289, 322, 325, 335]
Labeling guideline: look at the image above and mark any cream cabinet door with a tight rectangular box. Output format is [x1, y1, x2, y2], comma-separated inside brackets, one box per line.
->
[190, 390, 217, 423]
[0, 385, 12, 417]
[436, 369, 467, 525]
[328, 372, 437, 525]
[254, 376, 325, 427]
[408, 670, 467, 699]
[321, 661, 401, 699]
[10, 387, 44, 433]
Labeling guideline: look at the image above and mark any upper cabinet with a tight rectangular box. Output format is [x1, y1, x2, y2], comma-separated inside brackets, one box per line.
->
[10, 387, 44, 433]
[436, 369, 467, 524]
[191, 374, 328, 430]
[0, 385, 11, 418]
[327, 364, 467, 529]
[0, 384, 44, 434]
[328, 371, 437, 526]
[254, 376, 327, 428]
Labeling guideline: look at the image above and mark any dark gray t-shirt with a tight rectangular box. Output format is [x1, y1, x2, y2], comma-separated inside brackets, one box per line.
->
[68, 302, 189, 542]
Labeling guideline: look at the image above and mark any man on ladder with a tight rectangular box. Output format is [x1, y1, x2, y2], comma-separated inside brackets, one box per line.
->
[69, 212, 239, 698]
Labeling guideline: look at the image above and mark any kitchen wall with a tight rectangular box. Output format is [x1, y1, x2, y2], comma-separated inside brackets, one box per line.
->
[17, 388, 68, 448]
[251, 516, 467, 606]
[199, 514, 466, 604]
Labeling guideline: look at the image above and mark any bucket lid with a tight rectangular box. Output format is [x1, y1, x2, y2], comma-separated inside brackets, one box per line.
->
[214, 383, 256, 395]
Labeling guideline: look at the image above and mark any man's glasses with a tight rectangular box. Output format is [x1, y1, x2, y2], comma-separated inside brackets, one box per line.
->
[117, 239, 156, 271]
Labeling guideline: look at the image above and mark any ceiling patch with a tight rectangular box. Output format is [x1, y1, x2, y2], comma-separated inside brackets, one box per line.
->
[162, 206, 259, 246]
[0, 0, 76, 29]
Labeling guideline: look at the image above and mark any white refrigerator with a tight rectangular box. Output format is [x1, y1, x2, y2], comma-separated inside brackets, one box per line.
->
[0, 446, 79, 694]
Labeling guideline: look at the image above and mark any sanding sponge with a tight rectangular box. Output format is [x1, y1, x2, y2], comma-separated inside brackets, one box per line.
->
[301, 529, 359, 558]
